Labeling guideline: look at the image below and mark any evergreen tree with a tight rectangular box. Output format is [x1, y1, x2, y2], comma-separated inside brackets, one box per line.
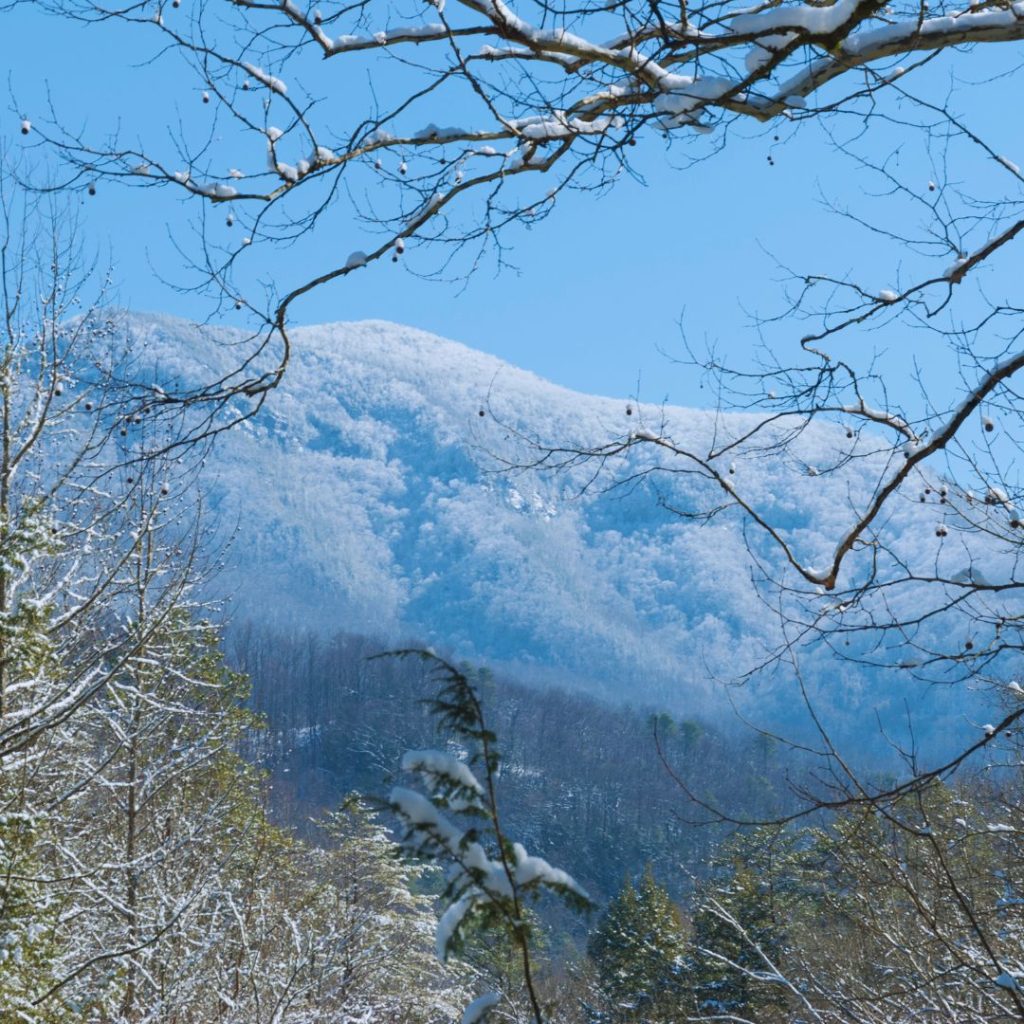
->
[587, 867, 688, 1021]
[689, 828, 791, 1021]
[0, 793, 80, 1021]
[387, 651, 591, 1024]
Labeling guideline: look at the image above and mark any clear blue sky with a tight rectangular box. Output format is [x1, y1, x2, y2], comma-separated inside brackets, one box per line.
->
[6, 3, 1019, 407]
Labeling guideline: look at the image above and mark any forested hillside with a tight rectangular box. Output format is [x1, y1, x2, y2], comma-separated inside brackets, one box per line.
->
[234, 638, 1024, 1024]
[0, 284, 1021, 1023]
[121, 311, 980, 760]
[233, 624, 801, 905]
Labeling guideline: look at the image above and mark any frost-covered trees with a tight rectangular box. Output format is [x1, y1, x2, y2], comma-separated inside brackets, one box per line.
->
[13, 0, 1024, 830]
[195, 796, 472, 1024]
[0, 186, 135, 1019]
[0, 803, 71, 1020]
[0, 185, 127, 762]
[0, 446, 477, 1023]
[55, 602, 259, 1015]
[0, 195, 477, 1023]
[318, 799, 473, 1023]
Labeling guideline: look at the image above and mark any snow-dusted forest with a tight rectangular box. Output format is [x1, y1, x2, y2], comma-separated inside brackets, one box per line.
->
[5, 0, 1024, 1017]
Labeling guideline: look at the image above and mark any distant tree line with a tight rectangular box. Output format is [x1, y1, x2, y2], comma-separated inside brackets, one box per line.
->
[231, 622, 805, 907]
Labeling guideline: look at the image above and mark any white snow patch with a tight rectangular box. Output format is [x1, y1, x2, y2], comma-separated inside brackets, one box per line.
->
[512, 842, 589, 898]
[462, 993, 501, 1024]
[437, 893, 477, 960]
[402, 749, 484, 796]
[242, 63, 288, 95]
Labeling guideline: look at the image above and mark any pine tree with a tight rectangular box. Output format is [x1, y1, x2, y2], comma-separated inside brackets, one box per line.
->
[689, 827, 791, 1021]
[387, 651, 591, 1024]
[0, 795, 80, 1021]
[587, 867, 688, 1021]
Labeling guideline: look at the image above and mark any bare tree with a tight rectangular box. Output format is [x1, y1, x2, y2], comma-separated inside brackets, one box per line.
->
[0, 178, 136, 762]
[13, 0, 1024, 712]
[10, 0, 1024, 419]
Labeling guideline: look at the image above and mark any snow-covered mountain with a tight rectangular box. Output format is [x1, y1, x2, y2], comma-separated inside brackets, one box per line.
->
[126, 312, 981, 742]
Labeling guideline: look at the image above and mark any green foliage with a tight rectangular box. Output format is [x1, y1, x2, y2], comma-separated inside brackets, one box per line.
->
[587, 867, 688, 1021]
[689, 827, 792, 1021]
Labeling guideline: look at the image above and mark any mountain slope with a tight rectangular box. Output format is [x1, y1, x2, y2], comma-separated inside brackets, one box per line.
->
[126, 313, 979, 738]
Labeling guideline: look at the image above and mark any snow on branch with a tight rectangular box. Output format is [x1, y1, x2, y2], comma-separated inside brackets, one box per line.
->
[382, 650, 590, 1024]
[20, 0, 1024, 436]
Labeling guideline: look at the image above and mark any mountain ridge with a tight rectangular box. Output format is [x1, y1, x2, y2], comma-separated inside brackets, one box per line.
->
[123, 312, 978, 747]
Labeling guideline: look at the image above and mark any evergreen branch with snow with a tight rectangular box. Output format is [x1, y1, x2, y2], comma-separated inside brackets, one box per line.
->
[384, 649, 592, 1024]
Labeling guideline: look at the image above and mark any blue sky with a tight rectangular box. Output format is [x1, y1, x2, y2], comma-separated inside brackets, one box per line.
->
[6, 3, 1020, 407]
